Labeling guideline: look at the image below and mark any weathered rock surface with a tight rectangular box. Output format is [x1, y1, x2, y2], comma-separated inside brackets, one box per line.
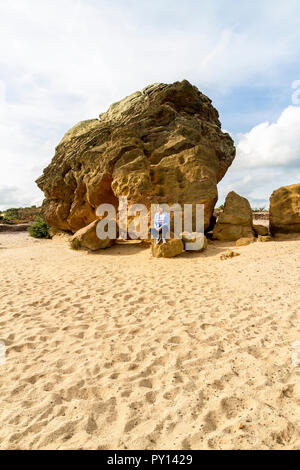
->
[273, 233, 300, 240]
[37, 80, 235, 233]
[70, 220, 114, 251]
[151, 239, 184, 258]
[270, 184, 300, 235]
[253, 224, 269, 237]
[213, 191, 254, 241]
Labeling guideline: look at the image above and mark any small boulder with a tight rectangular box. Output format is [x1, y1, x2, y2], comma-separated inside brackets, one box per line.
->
[0, 223, 31, 233]
[151, 238, 184, 258]
[70, 220, 114, 251]
[213, 191, 254, 241]
[236, 237, 256, 247]
[257, 235, 272, 243]
[220, 250, 240, 261]
[253, 224, 269, 237]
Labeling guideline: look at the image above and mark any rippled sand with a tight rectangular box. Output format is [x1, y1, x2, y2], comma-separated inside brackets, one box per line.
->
[0, 232, 299, 449]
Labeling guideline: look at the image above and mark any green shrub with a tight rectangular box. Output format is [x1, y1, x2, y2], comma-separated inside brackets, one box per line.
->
[28, 217, 51, 239]
[5, 208, 19, 219]
[2, 216, 14, 224]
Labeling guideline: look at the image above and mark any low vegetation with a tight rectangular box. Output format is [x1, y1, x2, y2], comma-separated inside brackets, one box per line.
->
[252, 207, 268, 212]
[28, 217, 51, 239]
[0, 206, 41, 224]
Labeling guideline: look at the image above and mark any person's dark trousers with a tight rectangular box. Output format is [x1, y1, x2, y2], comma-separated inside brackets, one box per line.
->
[150, 225, 168, 240]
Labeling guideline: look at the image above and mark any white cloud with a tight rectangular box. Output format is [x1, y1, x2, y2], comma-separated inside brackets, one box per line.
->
[236, 106, 300, 168]
[0, 0, 300, 209]
[218, 166, 299, 209]
[218, 105, 300, 208]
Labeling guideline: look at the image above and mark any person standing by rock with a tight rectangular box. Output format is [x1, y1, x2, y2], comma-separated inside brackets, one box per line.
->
[151, 206, 170, 244]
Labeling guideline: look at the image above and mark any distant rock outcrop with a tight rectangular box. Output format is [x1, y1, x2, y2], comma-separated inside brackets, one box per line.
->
[181, 232, 208, 251]
[0, 223, 31, 232]
[270, 184, 300, 235]
[213, 191, 254, 241]
[36, 80, 235, 234]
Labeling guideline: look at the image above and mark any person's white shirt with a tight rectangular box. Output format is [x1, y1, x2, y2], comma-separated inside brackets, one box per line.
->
[154, 211, 170, 230]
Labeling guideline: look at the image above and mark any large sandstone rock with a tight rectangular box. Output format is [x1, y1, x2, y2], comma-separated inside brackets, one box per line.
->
[213, 191, 254, 241]
[151, 239, 184, 258]
[37, 80, 235, 234]
[70, 220, 114, 251]
[270, 184, 300, 235]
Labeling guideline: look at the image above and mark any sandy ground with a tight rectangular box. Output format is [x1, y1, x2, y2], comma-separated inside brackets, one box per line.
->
[0, 232, 299, 450]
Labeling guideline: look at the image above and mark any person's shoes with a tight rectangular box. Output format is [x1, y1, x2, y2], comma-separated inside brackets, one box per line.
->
[156, 238, 161, 244]
[162, 238, 167, 244]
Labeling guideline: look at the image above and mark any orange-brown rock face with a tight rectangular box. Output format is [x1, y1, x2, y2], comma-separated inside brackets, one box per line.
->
[36, 80, 236, 233]
[270, 184, 300, 235]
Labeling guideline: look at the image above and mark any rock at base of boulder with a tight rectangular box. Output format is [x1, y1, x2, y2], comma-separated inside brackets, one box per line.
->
[253, 224, 269, 236]
[213, 191, 254, 241]
[180, 232, 208, 252]
[220, 250, 240, 260]
[151, 238, 184, 258]
[70, 220, 114, 251]
[205, 215, 217, 234]
[257, 235, 273, 243]
[236, 237, 256, 247]
[213, 224, 254, 241]
[49, 227, 72, 242]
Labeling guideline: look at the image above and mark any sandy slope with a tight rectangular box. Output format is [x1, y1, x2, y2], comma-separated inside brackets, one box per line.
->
[0, 232, 299, 450]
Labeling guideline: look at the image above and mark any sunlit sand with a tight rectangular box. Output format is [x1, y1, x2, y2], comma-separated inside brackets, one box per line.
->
[0, 232, 299, 449]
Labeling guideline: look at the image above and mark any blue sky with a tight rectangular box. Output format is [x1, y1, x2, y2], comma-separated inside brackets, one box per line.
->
[0, 0, 300, 210]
